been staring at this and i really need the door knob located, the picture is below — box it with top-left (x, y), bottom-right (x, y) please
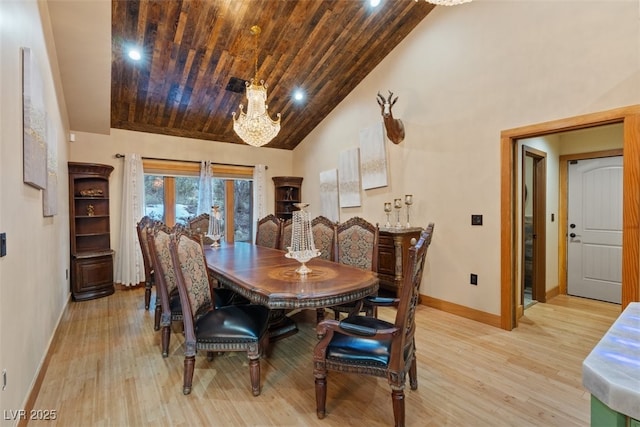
top-left (570, 223), bottom-right (576, 229)
top-left (570, 233), bottom-right (576, 238)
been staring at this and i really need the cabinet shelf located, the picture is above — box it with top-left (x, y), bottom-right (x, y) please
top-left (273, 176), bottom-right (303, 221)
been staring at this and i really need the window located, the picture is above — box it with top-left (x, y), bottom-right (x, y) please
top-left (143, 159), bottom-right (254, 242)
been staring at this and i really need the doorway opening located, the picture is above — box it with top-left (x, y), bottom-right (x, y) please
top-left (500, 105), bottom-right (640, 330)
top-left (521, 146), bottom-right (547, 313)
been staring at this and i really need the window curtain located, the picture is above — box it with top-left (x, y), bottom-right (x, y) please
top-left (115, 153), bottom-right (145, 286)
top-left (253, 164), bottom-right (268, 242)
top-left (197, 160), bottom-right (213, 215)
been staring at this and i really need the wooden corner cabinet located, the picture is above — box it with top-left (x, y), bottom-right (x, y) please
top-left (377, 227), bottom-right (423, 296)
top-left (68, 162), bottom-right (115, 301)
top-left (273, 176), bottom-right (303, 220)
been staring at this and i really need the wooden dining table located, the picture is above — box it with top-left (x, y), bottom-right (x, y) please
top-left (204, 242), bottom-right (379, 339)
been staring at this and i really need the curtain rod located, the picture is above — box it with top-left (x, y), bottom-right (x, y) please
top-left (114, 153), bottom-right (267, 170)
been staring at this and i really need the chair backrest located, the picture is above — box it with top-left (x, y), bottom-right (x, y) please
top-left (280, 219), bottom-right (293, 251)
top-left (148, 221), bottom-right (178, 319)
top-left (169, 229), bottom-right (214, 345)
top-left (136, 216), bottom-right (154, 279)
top-left (390, 223), bottom-right (434, 370)
top-left (334, 216), bottom-right (379, 271)
top-left (311, 216), bottom-right (337, 261)
top-left (256, 214), bottom-right (282, 249)
top-left (187, 213), bottom-right (209, 235)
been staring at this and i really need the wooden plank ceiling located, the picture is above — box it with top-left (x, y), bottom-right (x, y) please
top-left (111, 0), bottom-right (435, 150)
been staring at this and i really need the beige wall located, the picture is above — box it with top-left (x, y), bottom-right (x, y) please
top-left (69, 129), bottom-right (294, 254)
top-left (293, 1), bottom-right (639, 316)
top-left (0, 1), bottom-right (71, 423)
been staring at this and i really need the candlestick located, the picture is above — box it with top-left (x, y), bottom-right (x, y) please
top-left (384, 202), bottom-right (392, 228)
top-left (405, 194), bottom-right (413, 228)
top-left (394, 198), bottom-right (402, 228)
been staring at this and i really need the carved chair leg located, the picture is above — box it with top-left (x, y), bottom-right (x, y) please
top-left (249, 357), bottom-right (261, 396)
top-left (391, 388), bottom-right (405, 427)
top-left (206, 351), bottom-right (214, 361)
top-left (154, 303), bottom-right (161, 331)
top-left (409, 354), bottom-right (418, 390)
top-left (183, 355), bottom-right (195, 395)
top-left (315, 375), bottom-right (327, 419)
top-left (316, 308), bottom-right (325, 324)
top-left (144, 281), bottom-right (152, 310)
top-left (161, 326), bottom-right (171, 358)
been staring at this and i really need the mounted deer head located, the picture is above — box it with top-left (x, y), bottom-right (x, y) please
top-left (377, 91), bottom-right (405, 144)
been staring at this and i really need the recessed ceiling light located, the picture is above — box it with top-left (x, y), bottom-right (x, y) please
top-left (128, 48), bottom-right (142, 61)
top-left (293, 89), bottom-right (305, 102)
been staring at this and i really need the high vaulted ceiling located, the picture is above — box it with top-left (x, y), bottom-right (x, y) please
top-left (50, 1), bottom-right (435, 150)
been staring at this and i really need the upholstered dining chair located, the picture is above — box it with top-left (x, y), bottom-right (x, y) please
top-left (311, 216), bottom-right (337, 323)
top-left (136, 216), bottom-right (156, 317)
top-left (314, 223), bottom-right (435, 427)
top-left (187, 212), bottom-right (213, 245)
top-left (279, 218), bottom-right (293, 251)
top-left (256, 214), bottom-right (282, 249)
top-left (311, 216), bottom-right (337, 261)
top-left (169, 228), bottom-right (270, 396)
top-left (149, 223), bottom-right (249, 358)
top-left (328, 216), bottom-right (379, 320)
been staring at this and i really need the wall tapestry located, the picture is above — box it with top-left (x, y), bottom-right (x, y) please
top-left (319, 169), bottom-right (339, 222)
top-left (43, 119), bottom-right (58, 216)
top-left (22, 47), bottom-right (47, 190)
top-left (338, 147), bottom-right (361, 208)
top-left (359, 121), bottom-right (388, 190)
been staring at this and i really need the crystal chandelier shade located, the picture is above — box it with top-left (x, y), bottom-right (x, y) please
top-left (232, 25), bottom-right (281, 148)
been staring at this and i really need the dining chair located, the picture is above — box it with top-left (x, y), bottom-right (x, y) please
top-left (313, 223), bottom-right (435, 427)
top-left (311, 216), bottom-right (337, 261)
top-left (187, 212), bottom-right (213, 245)
top-left (149, 223), bottom-right (249, 358)
top-left (328, 216), bottom-right (379, 320)
top-left (256, 214), bottom-right (282, 249)
top-left (311, 216), bottom-right (338, 323)
top-left (169, 229), bottom-right (270, 396)
top-left (280, 218), bottom-right (293, 251)
top-left (136, 216), bottom-right (156, 317)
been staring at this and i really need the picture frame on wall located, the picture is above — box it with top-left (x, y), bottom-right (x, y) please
top-left (338, 147), bottom-right (361, 208)
top-left (22, 47), bottom-right (47, 190)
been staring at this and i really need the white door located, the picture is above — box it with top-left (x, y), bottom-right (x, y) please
top-left (567, 156), bottom-right (622, 304)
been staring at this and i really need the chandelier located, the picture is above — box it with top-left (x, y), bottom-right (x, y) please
top-left (232, 25), bottom-right (281, 147)
top-left (417, 0), bottom-right (472, 5)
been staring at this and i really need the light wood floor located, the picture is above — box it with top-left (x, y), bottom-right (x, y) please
top-left (27, 288), bottom-right (620, 426)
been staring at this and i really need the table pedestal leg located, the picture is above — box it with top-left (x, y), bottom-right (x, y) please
top-left (267, 309), bottom-right (298, 341)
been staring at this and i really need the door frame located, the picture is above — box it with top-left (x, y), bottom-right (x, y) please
top-left (500, 105), bottom-right (640, 330)
top-left (521, 146), bottom-right (547, 305)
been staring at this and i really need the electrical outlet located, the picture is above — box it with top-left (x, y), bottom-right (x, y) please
top-left (470, 274), bottom-right (478, 285)
top-left (471, 215), bottom-right (483, 226)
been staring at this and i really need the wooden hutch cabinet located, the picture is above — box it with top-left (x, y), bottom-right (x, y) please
top-left (68, 162), bottom-right (115, 301)
top-left (273, 176), bottom-right (303, 220)
top-left (377, 227), bottom-right (423, 296)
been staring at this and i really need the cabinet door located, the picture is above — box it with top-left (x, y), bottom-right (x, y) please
top-left (72, 255), bottom-right (114, 301)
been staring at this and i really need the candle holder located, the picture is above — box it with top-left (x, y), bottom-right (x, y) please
top-left (384, 202), bottom-right (392, 228)
top-left (405, 194), bottom-right (413, 228)
top-left (207, 205), bottom-right (222, 247)
top-left (394, 198), bottom-right (402, 228)
top-left (284, 203), bottom-right (320, 274)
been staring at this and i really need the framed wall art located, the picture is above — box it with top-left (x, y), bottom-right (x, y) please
top-left (338, 147), bottom-right (361, 208)
top-left (319, 169), bottom-right (339, 222)
top-left (22, 47), bottom-right (47, 190)
top-left (359, 121), bottom-right (388, 190)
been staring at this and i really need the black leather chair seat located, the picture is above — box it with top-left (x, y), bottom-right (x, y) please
top-left (195, 305), bottom-right (270, 343)
top-left (326, 316), bottom-right (393, 366)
